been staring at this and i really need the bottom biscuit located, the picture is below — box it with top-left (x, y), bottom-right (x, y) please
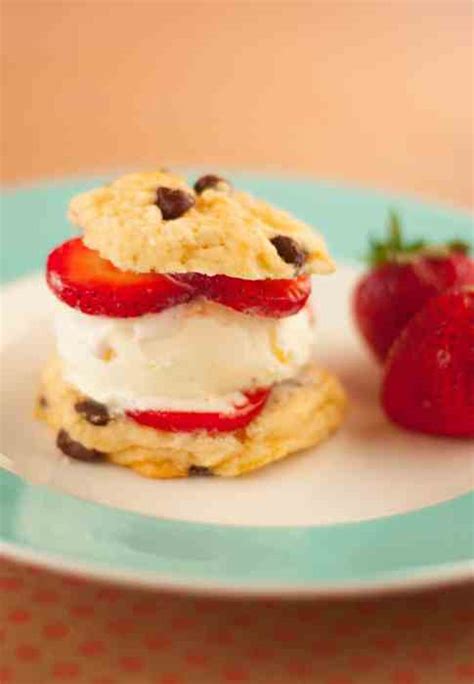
top-left (37, 357), bottom-right (346, 478)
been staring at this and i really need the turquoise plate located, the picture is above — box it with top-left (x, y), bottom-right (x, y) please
top-left (1, 172), bottom-right (473, 597)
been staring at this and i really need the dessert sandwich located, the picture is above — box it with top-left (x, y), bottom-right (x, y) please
top-left (37, 170), bottom-right (346, 478)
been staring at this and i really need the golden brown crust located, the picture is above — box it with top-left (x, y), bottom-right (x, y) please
top-left (68, 171), bottom-right (334, 279)
top-left (37, 357), bottom-right (346, 478)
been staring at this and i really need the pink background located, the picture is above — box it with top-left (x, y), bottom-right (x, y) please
top-left (1, 2), bottom-right (473, 208)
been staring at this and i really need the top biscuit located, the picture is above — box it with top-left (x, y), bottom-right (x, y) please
top-left (68, 171), bottom-right (334, 280)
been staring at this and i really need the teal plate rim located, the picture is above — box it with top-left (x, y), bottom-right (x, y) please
top-left (1, 172), bottom-right (473, 596)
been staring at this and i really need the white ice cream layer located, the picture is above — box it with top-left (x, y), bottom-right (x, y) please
top-left (54, 299), bottom-right (314, 414)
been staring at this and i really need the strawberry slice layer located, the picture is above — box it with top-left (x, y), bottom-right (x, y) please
top-left (174, 273), bottom-right (311, 318)
top-left (47, 238), bottom-right (194, 317)
top-left (47, 238), bottom-right (311, 318)
top-left (126, 388), bottom-right (270, 433)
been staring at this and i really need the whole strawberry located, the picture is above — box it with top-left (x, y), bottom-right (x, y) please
top-left (382, 287), bottom-right (474, 437)
top-left (353, 212), bottom-right (474, 361)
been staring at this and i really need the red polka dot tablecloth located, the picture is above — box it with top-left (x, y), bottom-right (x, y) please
top-left (0, 559), bottom-right (473, 684)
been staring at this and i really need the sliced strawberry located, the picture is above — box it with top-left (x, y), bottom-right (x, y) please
top-left (382, 287), bottom-right (474, 437)
top-left (47, 238), bottom-right (194, 317)
top-left (208, 274), bottom-right (311, 318)
top-left (175, 273), bottom-right (311, 318)
top-left (126, 387), bottom-right (270, 433)
top-left (47, 239), bottom-right (311, 319)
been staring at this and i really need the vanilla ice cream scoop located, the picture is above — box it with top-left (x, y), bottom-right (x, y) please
top-left (54, 298), bottom-right (314, 414)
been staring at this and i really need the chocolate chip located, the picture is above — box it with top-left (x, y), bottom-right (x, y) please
top-left (188, 465), bottom-right (214, 477)
top-left (56, 429), bottom-right (105, 462)
top-left (270, 235), bottom-right (307, 269)
top-left (193, 174), bottom-right (231, 194)
top-left (283, 378), bottom-right (304, 388)
top-left (155, 186), bottom-right (195, 220)
top-left (38, 395), bottom-right (48, 409)
top-left (74, 399), bottom-right (111, 426)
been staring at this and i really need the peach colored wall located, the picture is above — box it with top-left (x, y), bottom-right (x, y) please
top-left (1, 1), bottom-right (473, 208)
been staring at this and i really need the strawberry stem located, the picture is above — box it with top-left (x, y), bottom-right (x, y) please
top-left (368, 211), bottom-right (471, 267)
top-left (388, 210), bottom-right (402, 251)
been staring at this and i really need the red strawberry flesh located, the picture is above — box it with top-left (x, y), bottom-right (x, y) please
top-left (175, 273), bottom-right (311, 318)
top-left (47, 238), bottom-right (194, 317)
top-left (353, 212), bottom-right (473, 361)
top-left (47, 238), bottom-right (311, 319)
top-left (382, 287), bottom-right (474, 437)
top-left (126, 387), bottom-right (270, 433)
top-left (354, 253), bottom-right (474, 361)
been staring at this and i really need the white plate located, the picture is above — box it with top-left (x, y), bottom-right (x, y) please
top-left (1, 174), bottom-right (473, 596)
top-left (2, 267), bottom-right (473, 528)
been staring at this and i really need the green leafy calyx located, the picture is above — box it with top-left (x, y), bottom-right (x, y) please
top-left (368, 210), bottom-right (471, 267)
